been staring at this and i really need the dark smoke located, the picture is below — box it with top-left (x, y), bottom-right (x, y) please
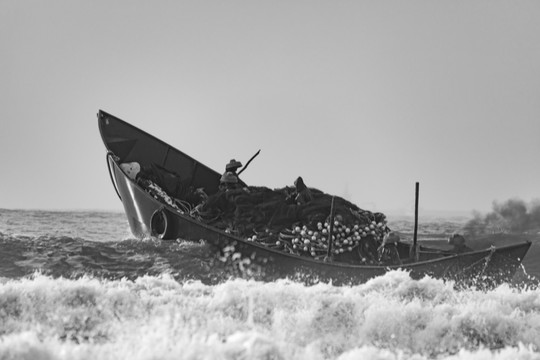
top-left (463, 198), bottom-right (540, 236)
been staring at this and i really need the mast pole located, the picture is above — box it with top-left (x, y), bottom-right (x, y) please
top-left (412, 182), bottom-right (419, 261)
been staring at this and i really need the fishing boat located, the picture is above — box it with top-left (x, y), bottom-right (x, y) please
top-left (98, 110), bottom-right (531, 286)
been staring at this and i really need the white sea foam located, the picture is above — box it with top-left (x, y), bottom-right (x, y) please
top-left (1, 271), bottom-right (540, 360)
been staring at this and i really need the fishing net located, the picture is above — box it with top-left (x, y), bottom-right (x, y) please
top-left (194, 186), bottom-right (390, 263)
top-left (133, 162), bottom-right (392, 264)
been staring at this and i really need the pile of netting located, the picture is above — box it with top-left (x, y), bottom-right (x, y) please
top-left (129, 162), bottom-right (391, 263)
top-left (193, 186), bottom-right (390, 263)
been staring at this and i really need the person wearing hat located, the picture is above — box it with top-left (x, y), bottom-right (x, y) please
top-left (220, 159), bottom-right (243, 188)
top-left (293, 176), bottom-right (313, 205)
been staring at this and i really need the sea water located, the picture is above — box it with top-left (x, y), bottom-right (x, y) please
top-left (1, 209), bottom-right (540, 360)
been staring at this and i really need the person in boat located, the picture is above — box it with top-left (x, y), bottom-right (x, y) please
top-left (293, 176), bottom-right (313, 205)
top-left (377, 231), bottom-right (402, 265)
top-left (225, 159), bottom-right (242, 177)
top-left (218, 159), bottom-right (243, 191)
top-left (448, 233), bottom-right (473, 253)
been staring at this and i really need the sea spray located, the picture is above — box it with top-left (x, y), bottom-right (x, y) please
top-left (1, 271), bottom-right (540, 360)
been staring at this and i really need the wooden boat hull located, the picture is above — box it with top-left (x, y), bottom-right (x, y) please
top-left (99, 110), bottom-right (531, 286)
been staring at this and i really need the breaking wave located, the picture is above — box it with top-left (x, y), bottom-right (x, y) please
top-left (2, 209), bottom-right (540, 359)
top-left (1, 272), bottom-right (540, 360)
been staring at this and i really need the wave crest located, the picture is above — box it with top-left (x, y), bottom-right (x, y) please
top-left (1, 273), bottom-right (540, 359)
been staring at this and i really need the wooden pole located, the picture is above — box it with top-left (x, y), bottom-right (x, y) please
top-left (412, 182), bottom-right (419, 261)
top-left (325, 196), bottom-right (336, 261)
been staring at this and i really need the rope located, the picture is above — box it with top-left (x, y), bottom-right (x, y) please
top-left (106, 152), bottom-right (122, 201)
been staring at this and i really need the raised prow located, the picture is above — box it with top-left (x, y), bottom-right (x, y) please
top-left (98, 110), bottom-right (222, 196)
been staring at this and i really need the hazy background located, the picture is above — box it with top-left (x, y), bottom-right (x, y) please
top-left (1, 1), bottom-right (539, 216)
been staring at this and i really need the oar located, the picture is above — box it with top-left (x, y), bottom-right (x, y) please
top-left (237, 149), bottom-right (261, 176)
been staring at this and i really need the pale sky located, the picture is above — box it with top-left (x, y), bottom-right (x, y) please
top-left (1, 1), bottom-right (539, 215)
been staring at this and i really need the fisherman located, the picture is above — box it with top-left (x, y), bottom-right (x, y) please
top-left (293, 176), bottom-right (313, 205)
top-left (225, 159), bottom-right (242, 176)
top-left (217, 159), bottom-right (243, 191)
top-left (377, 231), bottom-right (402, 265)
top-left (448, 233), bottom-right (473, 253)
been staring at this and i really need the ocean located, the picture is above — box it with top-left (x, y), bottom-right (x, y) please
top-left (1, 209), bottom-right (540, 360)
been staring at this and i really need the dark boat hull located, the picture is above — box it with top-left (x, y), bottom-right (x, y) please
top-left (99, 110), bottom-right (531, 286)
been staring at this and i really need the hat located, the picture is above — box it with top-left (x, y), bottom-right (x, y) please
top-left (226, 159), bottom-right (242, 172)
top-left (220, 171), bottom-right (239, 184)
